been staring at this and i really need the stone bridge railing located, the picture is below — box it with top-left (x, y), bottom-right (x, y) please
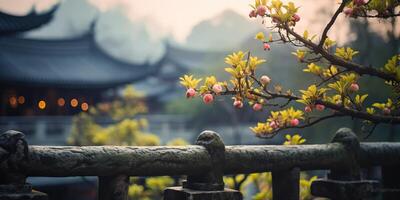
top-left (0, 128), bottom-right (400, 200)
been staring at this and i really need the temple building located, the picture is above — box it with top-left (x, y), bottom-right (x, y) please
top-left (0, 6), bottom-right (227, 117)
top-left (0, 5), bottom-right (239, 146)
top-left (0, 5), bottom-right (261, 199)
top-left (0, 7), bottom-right (164, 116)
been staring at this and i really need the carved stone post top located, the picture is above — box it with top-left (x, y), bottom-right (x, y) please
top-left (0, 131), bottom-right (45, 198)
top-left (196, 131), bottom-right (224, 147)
top-left (184, 130), bottom-right (226, 191)
top-left (331, 127), bottom-right (360, 150)
top-left (329, 128), bottom-right (361, 180)
top-left (0, 130), bottom-right (28, 155)
top-left (311, 128), bottom-right (375, 199)
top-left (195, 130), bottom-right (225, 161)
top-left (0, 130), bottom-right (29, 170)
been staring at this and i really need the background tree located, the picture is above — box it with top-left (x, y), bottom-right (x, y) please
top-left (180, 0), bottom-right (400, 139)
top-left (69, 86), bottom-right (187, 200)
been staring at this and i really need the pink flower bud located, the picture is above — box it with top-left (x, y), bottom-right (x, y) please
top-left (253, 103), bottom-right (262, 111)
top-left (382, 10), bottom-right (390, 17)
top-left (316, 104), bottom-right (325, 111)
top-left (233, 100), bottom-right (243, 109)
top-left (290, 118), bottom-right (299, 126)
top-left (292, 14), bottom-right (300, 22)
top-left (249, 10), bottom-right (257, 18)
top-left (186, 88), bottom-right (196, 98)
top-left (256, 5), bottom-right (267, 16)
top-left (383, 108), bottom-right (391, 115)
top-left (270, 121), bottom-right (279, 129)
top-left (353, 0), bottom-right (368, 6)
top-left (343, 7), bottom-right (353, 16)
top-left (212, 84), bottom-right (223, 94)
top-left (349, 83), bottom-right (359, 92)
top-left (203, 94), bottom-right (214, 104)
top-left (260, 75), bottom-right (271, 85)
top-left (246, 93), bottom-right (255, 99)
top-left (305, 106), bottom-right (312, 113)
top-left (272, 17), bottom-right (280, 23)
top-left (263, 43), bottom-right (271, 51)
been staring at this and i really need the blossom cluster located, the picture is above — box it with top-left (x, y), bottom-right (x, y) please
top-left (179, 0), bottom-right (400, 138)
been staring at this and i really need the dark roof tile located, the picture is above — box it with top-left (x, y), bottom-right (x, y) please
top-left (0, 34), bottom-right (161, 89)
top-left (0, 6), bottom-right (57, 35)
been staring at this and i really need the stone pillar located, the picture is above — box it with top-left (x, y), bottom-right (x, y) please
top-left (311, 128), bottom-right (379, 200)
top-left (272, 167), bottom-right (300, 200)
top-left (382, 166), bottom-right (400, 200)
top-left (98, 175), bottom-right (129, 200)
top-left (164, 130), bottom-right (242, 200)
top-left (0, 130), bottom-right (48, 199)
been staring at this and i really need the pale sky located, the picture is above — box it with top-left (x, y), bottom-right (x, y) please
top-left (87, 0), bottom-right (348, 42)
top-left (0, 0), bottom-right (396, 43)
top-left (0, 0), bottom-right (343, 42)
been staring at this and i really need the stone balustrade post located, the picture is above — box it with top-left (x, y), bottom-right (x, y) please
top-left (164, 130), bottom-right (242, 200)
top-left (0, 130), bottom-right (48, 200)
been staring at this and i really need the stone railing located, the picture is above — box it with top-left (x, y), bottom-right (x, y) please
top-left (0, 128), bottom-right (399, 200)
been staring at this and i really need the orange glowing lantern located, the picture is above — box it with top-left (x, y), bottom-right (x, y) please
top-left (70, 98), bottom-right (78, 107)
top-left (38, 100), bottom-right (46, 110)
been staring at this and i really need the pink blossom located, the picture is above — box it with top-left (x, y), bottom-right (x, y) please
top-left (383, 108), bottom-right (391, 115)
top-left (263, 43), bottom-right (271, 51)
top-left (186, 88), bottom-right (196, 98)
top-left (270, 121), bottom-right (279, 129)
top-left (233, 100), bottom-right (243, 109)
top-left (253, 103), bottom-right (262, 111)
top-left (249, 10), bottom-right (257, 18)
top-left (305, 106), bottom-right (312, 113)
top-left (203, 94), bottom-right (214, 104)
top-left (272, 17), bottom-right (280, 23)
top-left (260, 75), bottom-right (271, 85)
top-left (353, 0), bottom-right (368, 6)
top-left (316, 104), bottom-right (325, 111)
top-left (290, 118), bottom-right (299, 126)
top-left (343, 7), bottom-right (354, 16)
top-left (212, 84), bottom-right (223, 94)
top-left (292, 14), bottom-right (300, 22)
top-left (349, 83), bottom-right (359, 92)
top-left (256, 5), bottom-right (267, 16)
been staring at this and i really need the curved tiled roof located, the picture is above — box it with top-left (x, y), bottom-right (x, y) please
top-left (0, 7), bottom-right (57, 35)
top-left (0, 34), bottom-right (163, 89)
top-left (164, 43), bottom-right (229, 70)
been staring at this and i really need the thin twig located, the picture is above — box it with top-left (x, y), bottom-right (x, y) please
top-left (319, 0), bottom-right (348, 48)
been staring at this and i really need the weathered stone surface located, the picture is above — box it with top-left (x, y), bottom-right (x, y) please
top-left (0, 191), bottom-right (48, 200)
top-left (0, 184), bottom-right (48, 200)
top-left (311, 128), bottom-right (380, 200)
top-left (359, 143), bottom-right (400, 166)
top-left (0, 142), bottom-right (397, 177)
top-left (164, 187), bottom-right (242, 200)
top-left (23, 145), bottom-right (211, 177)
top-left (329, 128), bottom-right (360, 180)
top-left (98, 175), bottom-right (129, 200)
top-left (184, 131), bottom-right (225, 191)
top-left (272, 168), bottom-right (300, 200)
top-left (382, 166), bottom-right (400, 200)
top-left (311, 179), bottom-right (379, 200)
top-left (0, 131), bottom-right (48, 200)
top-left (0, 130), bottom-right (29, 184)
top-left (0, 184), bottom-right (32, 193)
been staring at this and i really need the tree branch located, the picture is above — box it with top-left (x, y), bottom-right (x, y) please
top-left (319, 0), bottom-right (348, 48)
top-left (360, 13), bottom-right (400, 18)
top-left (282, 25), bottom-right (397, 82)
top-left (257, 113), bottom-right (344, 139)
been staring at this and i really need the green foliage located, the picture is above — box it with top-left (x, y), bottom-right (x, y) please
top-left (69, 86), bottom-right (186, 200)
top-left (224, 134), bottom-right (315, 200)
top-left (179, 0), bottom-right (400, 139)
